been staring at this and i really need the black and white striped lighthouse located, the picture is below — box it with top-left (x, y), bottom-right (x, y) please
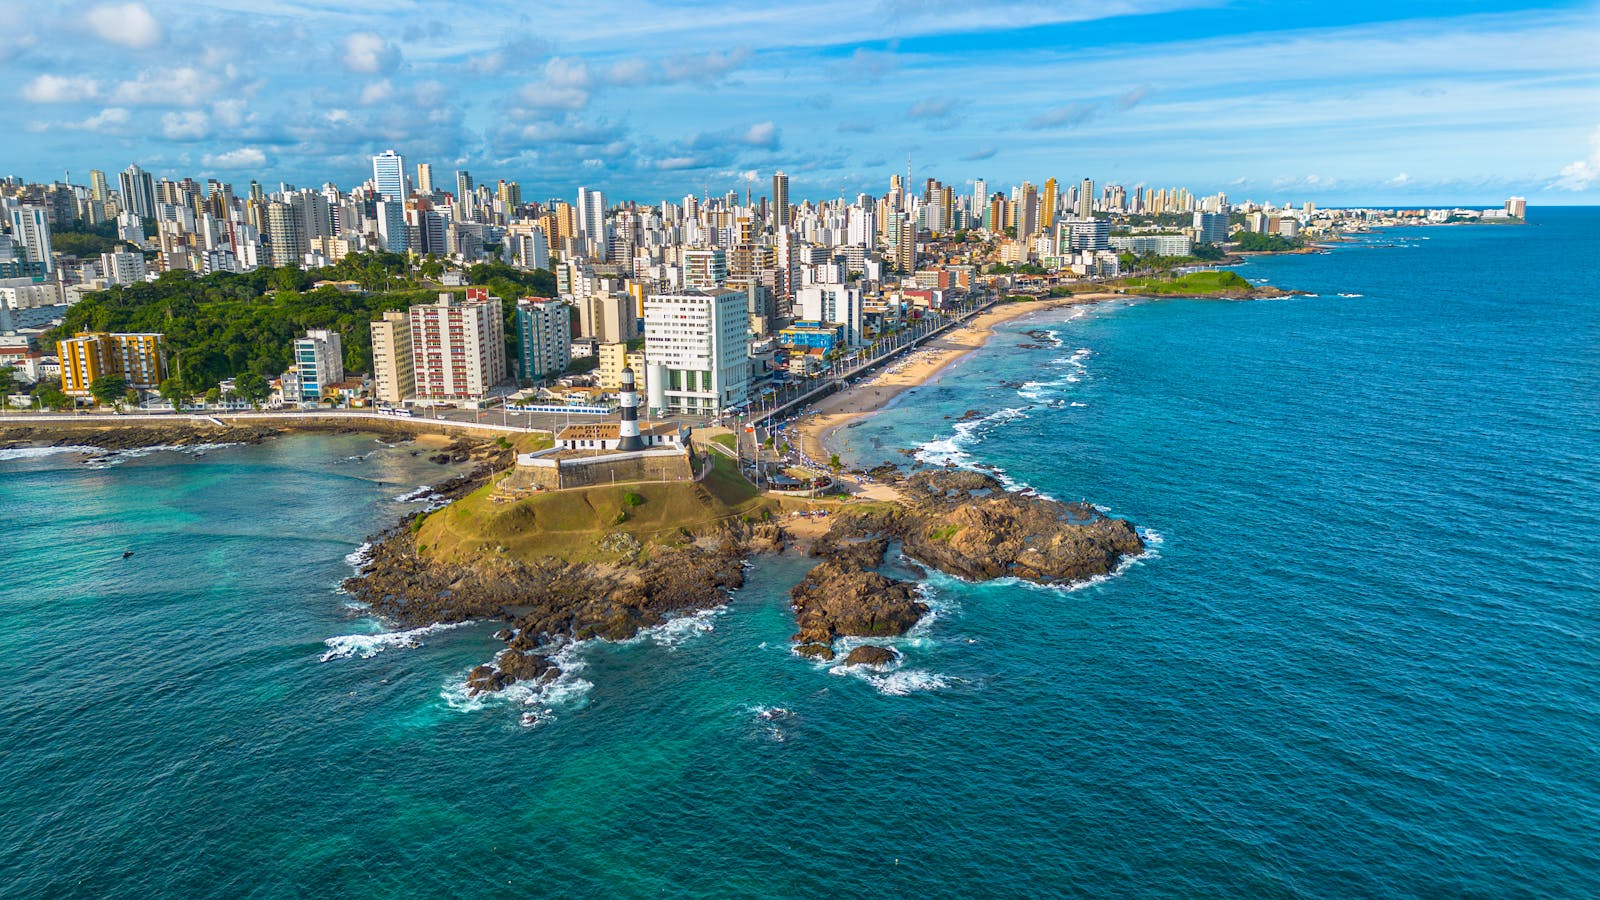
top-left (617, 367), bottom-right (645, 451)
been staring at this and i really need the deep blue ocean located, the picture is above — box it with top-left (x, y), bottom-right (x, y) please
top-left (3, 209), bottom-right (1598, 897)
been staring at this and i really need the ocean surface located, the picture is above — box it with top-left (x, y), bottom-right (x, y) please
top-left (3, 209), bottom-right (1598, 897)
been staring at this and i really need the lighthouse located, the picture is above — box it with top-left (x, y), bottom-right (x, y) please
top-left (617, 367), bottom-right (646, 451)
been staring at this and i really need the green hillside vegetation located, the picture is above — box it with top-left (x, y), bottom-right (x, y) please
top-left (1120, 270), bottom-right (1254, 295)
top-left (44, 253), bottom-right (556, 393)
top-left (417, 454), bottom-right (766, 564)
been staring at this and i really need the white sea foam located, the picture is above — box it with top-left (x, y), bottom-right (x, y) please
top-left (866, 669), bottom-right (950, 696)
top-left (441, 639), bottom-right (594, 726)
top-left (0, 445), bottom-right (99, 461)
top-left (344, 542), bottom-right (374, 570)
top-left (81, 443), bottom-right (240, 468)
top-left (617, 604), bottom-right (725, 650)
top-left (320, 621), bottom-right (472, 662)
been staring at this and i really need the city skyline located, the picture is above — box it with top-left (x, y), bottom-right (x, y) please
top-left (3, 1), bottom-right (1600, 204)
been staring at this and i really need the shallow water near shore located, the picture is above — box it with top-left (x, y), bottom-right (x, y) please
top-left (4, 209), bottom-right (1600, 895)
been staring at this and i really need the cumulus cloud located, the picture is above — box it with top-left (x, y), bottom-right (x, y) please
top-left (202, 147), bottom-right (267, 169)
top-left (1028, 102), bottom-right (1097, 128)
top-left (211, 98), bottom-right (248, 128)
top-left (22, 75), bottom-right (99, 103)
top-left (161, 109), bottom-right (209, 140)
top-left (360, 80), bottom-right (396, 105)
top-left (344, 32), bottom-right (400, 74)
top-left (85, 2), bottom-right (161, 49)
top-left (1550, 125), bottom-right (1600, 190)
top-left (741, 121), bottom-right (779, 149)
top-left (1385, 172), bottom-right (1413, 187)
top-left (660, 47), bottom-right (751, 84)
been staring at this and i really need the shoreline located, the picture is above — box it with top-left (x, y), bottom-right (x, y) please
top-left (795, 294), bottom-right (1118, 466)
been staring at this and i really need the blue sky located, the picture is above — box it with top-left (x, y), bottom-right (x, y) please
top-left (5, 0), bottom-right (1600, 204)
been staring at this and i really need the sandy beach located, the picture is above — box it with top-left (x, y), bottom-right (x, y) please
top-left (793, 293), bottom-right (1116, 468)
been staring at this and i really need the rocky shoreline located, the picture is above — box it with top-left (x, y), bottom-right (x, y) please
top-left (0, 421), bottom-right (291, 451)
top-left (340, 460), bottom-right (1144, 696)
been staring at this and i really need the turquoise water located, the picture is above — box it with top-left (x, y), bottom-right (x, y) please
top-left (4, 210), bottom-right (1599, 896)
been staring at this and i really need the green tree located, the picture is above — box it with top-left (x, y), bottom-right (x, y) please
top-left (37, 385), bottom-right (73, 411)
top-left (0, 365), bottom-right (16, 410)
top-left (204, 387), bottom-right (222, 405)
top-left (235, 373), bottom-right (269, 408)
top-left (828, 453), bottom-right (842, 473)
top-left (158, 377), bottom-right (188, 410)
top-left (90, 375), bottom-right (131, 409)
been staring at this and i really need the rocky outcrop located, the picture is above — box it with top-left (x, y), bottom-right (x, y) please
top-left (0, 422), bottom-right (285, 451)
top-left (466, 649), bottom-right (560, 696)
top-left (789, 559), bottom-right (927, 647)
top-left (843, 645), bottom-right (897, 667)
top-left (887, 469), bottom-right (1143, 586)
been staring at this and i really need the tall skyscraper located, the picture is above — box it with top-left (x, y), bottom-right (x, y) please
top-left (89, 170), bottom-right (110, 204)
top-left (8, 206), bottom-right (53, 273)
top-left (119, 164), bottom-right (156, 220)
top-left (972, 179), bottom-right (987, 218)
top-left (289, 329), bottom-right (345, 403)
top-left (1041, 178), bottom-right (1059, 230)
top-left (772, 171), bottom-right (790, 229)
top-left (577, 187), bottom-right (606, 256)
top-left (1077, 177), bottom-right (1094, 219)
top-left (265, 201), bottom-right (306, 267)
top-left (415, 163), bottom-right (433, 195)
top-left (371, 150), bottom-right (407, 202)
top-left (1018, 182), bottom-right (1039, 238)
top-left (455, 170), bottom-right (474, 218)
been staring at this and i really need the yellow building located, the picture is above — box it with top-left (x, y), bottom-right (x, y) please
top-left (57, 332), bottom-right (168, 398)
top-left (597, 341), bottom-right (646, 392)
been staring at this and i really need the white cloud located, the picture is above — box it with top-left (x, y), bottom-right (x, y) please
top-left (210, 99), bottom-right (248, 128)
top-left (1385, 172), bottom-right (1413, 187)
top-left (344, 32), bottom-right (400, 74)
top-left (202, 147), bottom-right (267, 169)
top-left (110, 67), bottom-right (216, 105)
top-left (58, 107), bottom-right (131, 133)
top-left (162, 110), bottom-right (209, 139)
top-left (1550, 125), bottom-right (1600, 191)
top-left (741, 121), bottom-right (779, 148)
top-left (85, 2), bottom-right (162, 49)
top-left (21, 74), bottom-right (99, 103)
top-left (360, 80), bottom-right (395, 105)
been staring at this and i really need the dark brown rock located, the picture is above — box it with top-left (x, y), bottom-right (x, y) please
top-left (843, 645), bottom-right (897, 667)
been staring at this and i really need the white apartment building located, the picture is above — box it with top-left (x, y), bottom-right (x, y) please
top-left (644, 289), bottom-right (750, 417)
top-left (99, 249), bottom-right (147, 286)
top-left (796, 282), bottom-right (864, 346)
top-left (681, 248), bottom-right (727, 290)
top-left (409, 290), bottom-right (506, 400)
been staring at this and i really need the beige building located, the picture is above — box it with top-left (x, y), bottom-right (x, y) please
top-left (409, 290), bottom-right (507, 400)
top-left (370, 310), bottom-right (413, 404)
top-left (597, 341), bottom-right (645, 392)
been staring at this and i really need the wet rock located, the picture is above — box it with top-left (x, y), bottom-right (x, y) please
top-left (843, 645), bottom-right (897, 667)
top-left (789, 560), bottom-right (927, 647)
top-left (794, 643), bottom-right (836, 661)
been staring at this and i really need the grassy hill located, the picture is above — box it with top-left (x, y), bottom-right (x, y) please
top-left (415, 454), bottom-right (767, 564)
top-left (1118, 270), bottom-right (1254, 296)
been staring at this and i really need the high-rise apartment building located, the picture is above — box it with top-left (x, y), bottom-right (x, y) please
top-left (89, 170), bottom-right (110, 203)
top-left (372, 150), bottom-right (407, 202)
top-left (370, 310), bottom-right (413, 404)
top-left (415, 163), bottom-right (433, 195)
top-left (455, 170), bottom-right (474, 219)
top-left (643, 289), bottom-right (751, 416)
top-left (100, 249), bottom-right (146, 286)
top-left (119, 164), bottom-right (157, 220)
top-left (514, 298), bottom-right (571, 381)
top-left (265, 201), bottom-right (306, 267)
top-left (1041, 178), bottom-right (1059, 230)
top-left (409, 290), bottom-right (506, 399)
top-left (577, 187), bottom-right (606, 259)
top-left (1193, 211), bottom-right (1229, 245)
top-left (1077, 178), bottom-right (1095, 219)
top-left (57, 332), bottom-right (167, 397)
top-left (288, 329), bottom-right (345, 402)
top-left (796, 282), bottom-right (864, 346)
top-left (772, 171), bottom-right (790, 229)
top-left (683, 248), bottom-right (727, 289)
top-left (8, 206), bottom-right (52, 272)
